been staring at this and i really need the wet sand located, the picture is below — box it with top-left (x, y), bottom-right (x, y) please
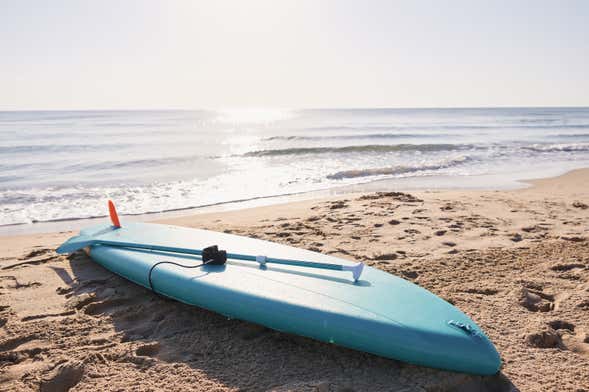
top-left (1, 169), bottom-right (588, 391)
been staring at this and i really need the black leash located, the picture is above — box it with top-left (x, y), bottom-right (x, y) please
top-left (147, 245), bottom-right (227, 294)
top-left (148, 259), bottom-right (210, 294)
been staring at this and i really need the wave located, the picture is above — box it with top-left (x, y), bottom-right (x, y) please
top-left (522, 143), bottom-right (589, 153)
top-left (0, 183), bottom-right (315, 226)
top-left (0, 143), bottom-right (131, 154)
top-left (514, 124), bottom-right (589, 129)
top-left (262, 133), bottom-right (454, 141)
top-left (243, 144), bottom-right (465, 157)
top-left (292, 123), bottom-right (589, 132)
top-left (548, 133), bottom-right (589, 139)
top-left (59, 153), bottom-right (215, 172)
top-left (303, 124), bottom-right (508, 131)
top-left (326, 156), bottom-right (471, 180)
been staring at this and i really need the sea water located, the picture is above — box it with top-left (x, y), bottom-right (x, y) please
top-left (1, 107), bottom-right (589, 227)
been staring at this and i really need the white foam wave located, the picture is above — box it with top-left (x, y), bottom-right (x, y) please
top-left (522, 143), bottom-right (589, 152)
top-left (326, 156), bottom-right (472, 180)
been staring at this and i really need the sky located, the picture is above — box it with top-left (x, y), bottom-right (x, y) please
top-left (1, 0), bottom-right (588, 110)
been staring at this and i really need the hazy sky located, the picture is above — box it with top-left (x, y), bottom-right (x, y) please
top-left (1, 0), bottom-right (588, 110)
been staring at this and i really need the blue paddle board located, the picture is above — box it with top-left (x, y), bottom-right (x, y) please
top-left (61, 222), bottom-right (500, 375)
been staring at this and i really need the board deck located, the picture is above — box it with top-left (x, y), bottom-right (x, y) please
top-left (69, 222), bottom-right (500, 375)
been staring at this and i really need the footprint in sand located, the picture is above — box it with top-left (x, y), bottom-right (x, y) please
top-left (526, 330), bottom-right (562, 348)
top-left (517, 287), bottom-right (555, 312)
top-left (329, 201), bottom-right (348, 210)
top-left (1, 275), bottom-right (39, 289)
top-left (447, 223), bottom-right (463, 231)
top-left (0, 334), bottom-right (39, 352)
top-left (461, 287), bottom-right (499, 295)
top-left (39, 361), bottom-right (84, 392)
top-left (539, 320), bottom-right (589, 356)
top-left (22, 248), bottom-right (52, 259)
top-left (548, 320), bottom-right (575, 331)
top-left (83, 297), bottom-right (129, 316)
top-left (400, 270), bottom-right (418, 279)
top-left (65, 293), bottom-right (97, 310)
top-left (521, 225), bottom-right (546, 233)
top-left (550, 263), bottom-right (586, 281)
top-left (135, 342), bottom-right (161, 357)
top-left (372, 253), bottom-right (398, 261)
top-left (55, 286), bottom-right (73, 296)
top-left (560, 236), bottom-right (586, 242)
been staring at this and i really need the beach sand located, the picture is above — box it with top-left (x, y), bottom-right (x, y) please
top-left (1, 169), bottom-right (588, 391)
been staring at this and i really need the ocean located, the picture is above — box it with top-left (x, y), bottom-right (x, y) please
top-left (2, 107), bottom-right (589, 228)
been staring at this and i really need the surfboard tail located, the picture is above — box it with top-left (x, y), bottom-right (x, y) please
top-left (56, 235), bottom-right (95, 254)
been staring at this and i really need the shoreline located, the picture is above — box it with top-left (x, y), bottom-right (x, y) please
top-left (2, 165), bottom-right (586, 237)
top-left (0, 169), bottom-right (588, 390)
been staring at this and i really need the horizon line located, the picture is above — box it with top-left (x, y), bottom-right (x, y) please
top-left (1, 105), bottom-right (589, 112)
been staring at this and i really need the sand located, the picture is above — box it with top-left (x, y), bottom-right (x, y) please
top-left (1, 169), bottom-right (588, 391)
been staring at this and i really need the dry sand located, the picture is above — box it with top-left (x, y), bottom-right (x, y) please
top-left (1, 169), bottom-right (588, 391)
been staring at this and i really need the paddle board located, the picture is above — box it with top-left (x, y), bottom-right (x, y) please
top-left (59, 219), bottom-right (500, 375)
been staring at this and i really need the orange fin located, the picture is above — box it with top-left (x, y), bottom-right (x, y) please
top-left (108, 200), bottom-right (121, 228)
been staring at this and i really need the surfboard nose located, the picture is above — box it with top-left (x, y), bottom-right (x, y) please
top-left (479, 340), bottom-right (502, 375)
top-left (464, 335), bottom-right (501, 375)
top-left (442, 320), bottom-right (501, 375)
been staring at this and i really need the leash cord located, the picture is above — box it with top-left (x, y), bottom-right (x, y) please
top-left (148, 259), bottom-right (213, 294)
